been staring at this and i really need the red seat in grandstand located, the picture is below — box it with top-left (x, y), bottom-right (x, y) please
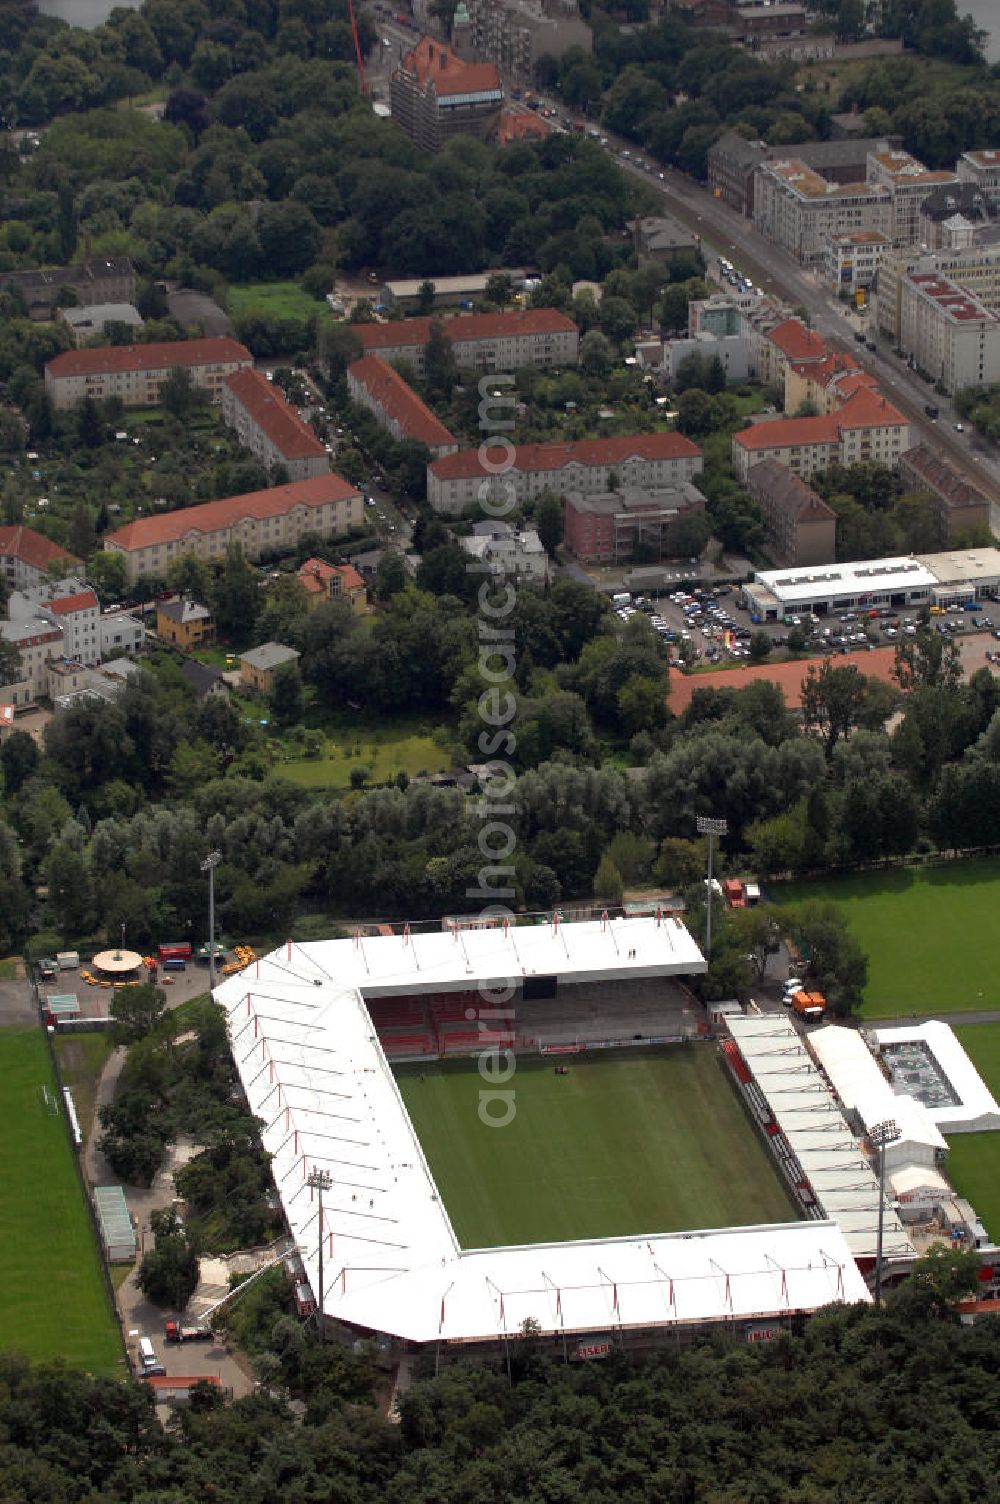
top-left (368, 997), bottom-right (426, 1028)
top-left (722, 1039), bottom-right (752, 1084)
top-left (379, 1032), bottom-right (433, 1056)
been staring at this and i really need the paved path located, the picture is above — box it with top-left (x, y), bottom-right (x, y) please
top-left (869, 1010), bottom-right (1000, 1029)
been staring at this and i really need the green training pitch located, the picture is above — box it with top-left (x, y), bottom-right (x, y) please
top-left (946, 1025), bottom-right (1000, 1243)
top-left (0, 1029), bottom-right (122, 1374)
top-left (777, 860), bottom-right (1000, 1018)
top-left (395, 1045), bottom-right (796, 1248)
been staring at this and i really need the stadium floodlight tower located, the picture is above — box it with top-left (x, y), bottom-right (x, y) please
top-left (695, 815), bottom-right (728, 962)
top-left (306, 1168), bottom-right (333, 1343)
top-left (200, 850), bottom-right (222, 990)
top-left (871, 1118), bottom-right (901, 1306)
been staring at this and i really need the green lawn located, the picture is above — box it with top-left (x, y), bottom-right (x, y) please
top-left (227, 281), bottom-right (332, 326)
top-left (53, 1032), bottom-right (114, 1148)
top-left (946, 1025), bottom-right (1000, 1243)
top-left (395, 1045), bottom-right (796, 1248)
top-left (776, 861), bottom-right (1000, 1018)
top-left (280, 732), bottom-right (450, 789)
top-left (0, 1029), bottom-right (122, 1373)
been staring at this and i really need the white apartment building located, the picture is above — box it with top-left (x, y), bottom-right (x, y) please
top-left (958, 148), bottom-right (1000, 210)
top-left (877, 243), bottom-right (1000, 342)
top-left (221, 369), bottom-right (330, 482)
top-left (899, 272), bottom-right (1000, 394)
top-left (356, 308), bottom-right (579, 377)
top-left (866, 149), bottom-right (959, 245)
top-left (753, 158), bottom-right (891, 265)
top-left (426, 432), bottom-right (703, 516)
top-left (460, 523), bottom-right (548, 583)
top-left (44, 337), bottom-right (253, 410)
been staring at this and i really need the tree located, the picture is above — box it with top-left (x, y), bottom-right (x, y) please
top-left (890, 1244), bottom-right (981, 1321)
top-left (87, 550), bottom-right (128, 602)
top-left (676, 388), bottom-right (712, 437)
top-left (268, 660), bottom-right (303, 727)
top-left (535, 492), bottom-right (564, 556)
top-left (893, 625), bottom-right (962, 692)
top-left (423, 319), bottom-right (458, 402)
top-left (579, 329), bottom-right (612, 376)
top-left (786, 899), bottom-right (868, 1017)
top-left (1, 730), bottom-right (38, 796)
top-left (69, 503), bottom-right (96, 561)
top-left (800, 660), bottom-right (880, 758)
top-left (211, 545), bottom-right (259, 644)
top-left (137, 1208), bottom-right (199, 1309)
top-left (160, 366), bottom-right (204, 422)
top-left (414, 280), bottom-right (436, 315)
top-left (748, 630), bottom-right (771, 663)
top-left (593, 852), bottom-right (624, 904)
top-left (76, 396), bottom-right (103, 449)
top-left (109, 983), bottom-right (167, 1047)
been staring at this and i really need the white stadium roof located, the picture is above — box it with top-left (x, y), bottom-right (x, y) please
top-left (728, 1016), bottom-right (914, 1262)
top-left (809, 1026), bottom-right (946, 1169)
top-left (214, 922), bottom-right (868, 1344)
top-left (875, 1021), bottom-right (1000, 1134)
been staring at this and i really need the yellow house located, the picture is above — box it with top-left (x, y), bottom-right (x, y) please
top-left (296, 557), bottom-right (369, 615)
top-left (155, 597), bottom-right (215, 650)
top-left (239, 641), bottom-right (301, 696)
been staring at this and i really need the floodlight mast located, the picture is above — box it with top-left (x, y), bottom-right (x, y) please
top-left (696, 815), bottom-right (728, 963)
top-left (871, 1118), bottom-right (901, 1306)
top-left (201, 850), bottom-right (222, 989)
top-left (306, 1168), bottom-right (333, 1343)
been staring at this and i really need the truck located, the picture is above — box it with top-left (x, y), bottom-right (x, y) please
top-left (790, 990), bottom-right (826, 1022)
top-left (164, 1320), bottom-right (214, 1344)
top-left (721, 879), bottom-right (746, 910)
top-left (56, 950), bottom-right (80, 970)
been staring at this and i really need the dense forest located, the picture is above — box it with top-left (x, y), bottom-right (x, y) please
top-left (1, 1275), bottom-right (998, 1504)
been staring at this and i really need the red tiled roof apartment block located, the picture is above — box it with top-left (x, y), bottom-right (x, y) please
top-left (732, 388), bottom-right (909, 483)
top-left (346, 357), bottom-right (458, 458)
top-left (390, 37), bottom-right (502, 152)
top-left (0, 525), bottom-right (80, 589)
top-left (104, 473), bottom-right (363, 585)
top-left (356, 308), bottom-right (579, 378)
top-left (221, 369), bottom-right (330, 481)
top-left (744, 460), bottom-right (836, 567)
top-left (427, 432), bottom-right (703, 516)
top-left (44, 337), bottom-right (252, 410)
top-left (898, 444), bottom-right (991, 544)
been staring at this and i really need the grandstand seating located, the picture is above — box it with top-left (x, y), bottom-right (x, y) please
top-left (379, 1032), bottom-right (435, 1057)
top-left (722, 1039), bottom-right (752, 1084)
top-left (367, 996), bottom-right (426, 1029)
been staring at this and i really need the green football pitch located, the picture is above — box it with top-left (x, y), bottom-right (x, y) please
top-left (946, 1025), bottom-right (1000, 1244)
top-left (0, 1029), bottom-right (122, 1373)
top-left (395, 1045), bottom-right (797, 1248)
top-left (777, 859), bottom-right (1000, 1018)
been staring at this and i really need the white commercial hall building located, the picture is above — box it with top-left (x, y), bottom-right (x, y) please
top-left (742, 546), bottom-right (1000, 621)
top-left (213, 920), bottom-right (868, 1349)
top-left (808, 1026), bottom-right (947, 1172)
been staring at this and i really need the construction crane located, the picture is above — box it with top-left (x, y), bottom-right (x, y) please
top-left (346, 0), bottom-right (368, 97)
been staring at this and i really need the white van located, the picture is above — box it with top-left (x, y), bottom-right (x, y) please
top-left (137, 1337), bottom-right (165, 1376)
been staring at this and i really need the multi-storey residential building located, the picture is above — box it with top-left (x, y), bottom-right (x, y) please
top-left (750, 316), bottom-right (829, 389)
top-left (427, 432), bottom-right (703, 516)
top-left (744, 460), bottom-right (837, 566)
top-left (731, 388), bottom-right (910, 483)
top-left (753, 158), bottom-right (891, 266)
top-left (708, 133), bottom-right (901, 218)
top-left (877, 244), bottom-right (1000, 342)
top-left (8, 577), bottom-right (144, 668)
top-left (784, 352), bottom-right (875, 416)
top-left (1, 256), bottom-right (134, 321)
top-left (355, 308), bottom-right (578, 376)
top-left (346, 356), bottom-right (458, 457)
top-left (824, 230), bottom-right (891, 296)
top-left (104, 473), bottom-right (364, 584)
top-left (45, 337), bottom-right (253, 410)
top-left (98, 605), bottom-right (146, 659)
top-left (240, 642), bottom-right (301, 696)
top-left (866, 149), bottom-right (958, 246)
top-left (221, 369), bottom-right (329, 481)
top-left (957, 148), bottom-right (1000, 210)
top-left (390, 37), bottom-right (502, 152)
top-left (897, 271), bottom-right (1000, 394)
top-left (297, 558), bottom-right (369, 614)
top-left (465, 0), bottom-right (591, 80)
top-left (0, 526), bottom-right (79, 591)
top-left (562, 483), bottom-right (707, 565)
top-left (898, 445), bottom-right (991, 545)
top-left (0, 612), bottom-right (66, 708)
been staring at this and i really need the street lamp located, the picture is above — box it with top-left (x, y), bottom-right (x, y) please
top-left (870, 1118), bottom-right (901, 1306)
top-left (200, 850), bottom-right (222, 990)
top-left (306, 1168), bottom-right (333, 1344)
top-left (696, 815), bottom-right (728, 963)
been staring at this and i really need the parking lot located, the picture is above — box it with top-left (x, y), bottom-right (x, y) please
top-left (615, 585), bottom-right (999, 670)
